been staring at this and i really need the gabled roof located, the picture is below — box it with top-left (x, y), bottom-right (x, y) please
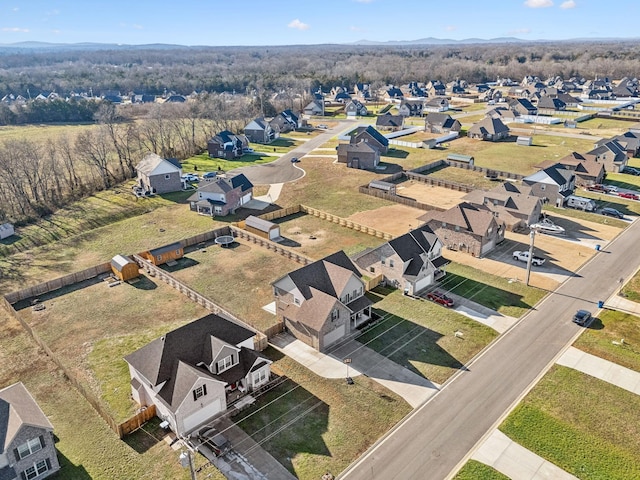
top-left (426, 202), bottom-right (500, 235)
top-left (337, 141), bottom-right (378, 156)
top-left (524, 165), bottom-right (574, 186)
top-left (537, 96), bottom-right (566, 110)
top-left (353, 125), bottom-right (389, 147)
top-left (425, 112), bottom-right (454, 126)
top-left (588, 139), bottom-right (627, 161)
top-left (136, 153), bottom-right (181, 176)
top-left (124, 314), bottom-right (257, 410)
top-left (196, 174), bottom-right (253, 195)
top-left (0, 382), bottom-right (53, 453)
top-left (245, 117), bottom-right (270, 131)
top-left (376, 114), bottom-right (404, 128)
top-left (468, 117), bottom-right (509, 136)
top-left (509, 98), bottom-right (536, 111)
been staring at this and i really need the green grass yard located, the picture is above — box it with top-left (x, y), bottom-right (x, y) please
top-left (500, 365), bottom-right (640, 480)
top-left (453, 461), bottom-right (510, 480)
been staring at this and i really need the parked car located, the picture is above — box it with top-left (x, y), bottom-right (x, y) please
top-left (585, 184), bottom-right (606, 192)
top-left (426, 291), bottom-right (454, 307)
top-left (197, 427), bottom-right (230, 457)
top-left (243, 147), bottom-right (255, 154)
top-left (572, 309), bottom-right (592, 327)
top-left (513, 251), bottom-right (545, 266)
top-left (602, 185), bottom-right (618, 193)
top-left (622, 166), bottom-right (640, 175)
top-left (601, 207), bottom-right (624, 219)
top-left (202, 172), bottom-right (217, 179)
top-left (618, 192), bottom-right (639, 200)
top-left (181, 173), bottom-right (199, 183)
top-left (290, 157), bottom-right (300, 163)
top-left (317, 124), bottom-right (328, 129)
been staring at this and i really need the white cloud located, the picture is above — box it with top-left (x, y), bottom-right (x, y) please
top-left (288, 19), bottom-right (310, 31)
top-left (350, 25), bottom-right (363, 32)
top-left (445, 25), bottom-right (457, 32)
top-left (508, 28), bottom-right (532, 35)
top-left (2, 27), bottom-right (29, 32)
top-left (560, 0), bottom-right (576, 8)
top-left (524, 0), bottom-right (553, 7)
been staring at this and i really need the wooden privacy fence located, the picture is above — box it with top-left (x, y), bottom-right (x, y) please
top-left (229, 228), bottom-right (312, 265)
top-left (119, 405), bottom-right (157, 437)
top-left (405, 172), bottom-right (475, 192)
top-left (258, 205), bottom-right (303, 222)
top-left (444, 160), bottom-right (525, 180)
top-left (132, 254), bottom-right (268, 351)
top-left (299, 205), bottom-right (394, 240)
top-left (357, 185), bottom-right (445, 213)
top-left (364, 274), bottom-right (384, 291)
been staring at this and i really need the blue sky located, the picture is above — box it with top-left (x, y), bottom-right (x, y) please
top-left (1, 0), bottom-right (639, 46)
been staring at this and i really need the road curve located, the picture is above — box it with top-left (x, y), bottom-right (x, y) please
top-left (339, 217), bottom-right (640, 480)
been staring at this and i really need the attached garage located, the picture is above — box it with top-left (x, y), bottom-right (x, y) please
top-left (412, 274), bottom-right (433, 295)
top-left (241, 192), bottom-right (252, 205)
top-left (245, 215), bottom-right (281, 241)
top-left (182, 398), bottom-right (222, 434)
top-left (481, 239), bottom-right (495, 256)
top-left (323, 324), bottom-right (346, 348)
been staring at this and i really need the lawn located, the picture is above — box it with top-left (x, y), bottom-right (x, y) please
top-left (357, 288), bottom-right (498, 384)
top-left (13, 274), bottom-right (210, 421)
top-left (577, 117), bottom-right (635, 133)
top-left (0, 309), bottom-right (210, 480)
top-left (0, 123), bottom-right (98, 142)
top-left (543, 204), bottom-right (627, 228)
top-left (453, 460), bottom-right (510, 480)
top-left (438, 262), bottom-right (546, 318)
top-left (181, 151), bottom-right (278, 173)
top-left (500, 365), bottom-right (640, 480)
top-left (605, 171), bottom-right (640, 191)
top-left (621, 270), bottom-right (640, 301)
top-left (575, 188), bottom-right (640, 216)
top-left (573, 309), bottom-right (640, 372)
top-left (233, 348), bottom-right (412, 480)
top-left (424, 165), bottom-right (504, 190)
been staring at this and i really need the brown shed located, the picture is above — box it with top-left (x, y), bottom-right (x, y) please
top-left (111, 254), bottom-right (139, 281)
top-left (141, 242), bottom-right (184, 266)
top-left (245, 215), bottom-right (281, 241)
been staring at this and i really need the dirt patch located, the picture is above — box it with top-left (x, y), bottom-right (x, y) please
top-left (347, 204), bottom-right (428, 237)
top-left (395, 183), bottom-right (467, 209)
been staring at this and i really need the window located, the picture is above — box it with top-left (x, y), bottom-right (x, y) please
top-left (16, 437), bottom-right (44, 460)
top-left (252, 369), bottom-right (268, 385)
top-left (389, 260), bottom-right (394, 268)
top-left (369, 267), bottom-right (375, 273)
top-left (175, 249), bottom-right (181, 255)
top-left (217, 355), bottom-right (233, 373)
top-left (156, 255), bottom-right (162, 262)
top-left (294, 297), bottom-right (300, 306)
top-left (381, 258), bottom-right (386, 266)
top-left (23, 459), bottom-right (51, 480)
top-left (540, 185), bottom-right (546, 191)
top-left (193, 384), bottom-right (207, 401)
top-left (331, 309), bottom-right (339, 321)
top-left (164, 174), bottom-right (170, 180)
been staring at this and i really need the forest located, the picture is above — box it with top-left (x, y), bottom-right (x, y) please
top-left (1, 40), bottom-right (639, 225)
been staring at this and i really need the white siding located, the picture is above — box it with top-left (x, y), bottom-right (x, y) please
top-left (182, 398), bottom-right (222, 434)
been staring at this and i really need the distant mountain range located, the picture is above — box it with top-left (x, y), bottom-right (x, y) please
top-left (349, 37), bottom-right (529, 46)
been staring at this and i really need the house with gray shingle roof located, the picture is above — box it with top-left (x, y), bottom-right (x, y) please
top-left (136, 153), bottom-right (183, 194)
top-left (188, 173), bottom-right (253, 217)
top-left (337, 141), bottom-right (380, 170)
top-left (421, 202), bottom-right (505, 257)
top-left (467, 117), bottom-right (510, 141)
top-left (376, 113), bottom-right (405, 131)
top-left (353, 225), bottom-right (449, 295)
top-left (425, 113), bottom-right (461, 133)
top-left (523, 165), bottom-right (576, 206)
top-left (350, 125), bottom-right (389, 154)
top-left (244, 117), bottom-right (278, 144)
top-left (463, 184), bottom-right (543, 231)
top-left (587, 139), bottom-right (628, 173)
top-left (272, 251), bottom-right (373, 352)
top-left (535, 152), bottom-right (605, 186)
top-left (0, 382), bottom-right (60, 480)
top-left (124, 314), bottom-right (270, 436)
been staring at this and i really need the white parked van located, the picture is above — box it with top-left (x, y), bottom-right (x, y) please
top-left (565, 195), bottom-right (597, 212)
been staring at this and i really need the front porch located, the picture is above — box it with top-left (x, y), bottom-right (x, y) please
top-left (347, 295), bottom-right (374, 329)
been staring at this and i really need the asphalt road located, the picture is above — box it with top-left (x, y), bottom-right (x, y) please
top-left (228, 123), bottom-right (349, 185)
top-left (340, 217), bottom-right (640, 480)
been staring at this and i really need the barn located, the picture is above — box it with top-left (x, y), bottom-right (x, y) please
top-left (245, 215), bottom-right (281, 241)
top-left (111, 255), bottom-right (140, 281)
top-left (141, 242), bottom-right (184, 266)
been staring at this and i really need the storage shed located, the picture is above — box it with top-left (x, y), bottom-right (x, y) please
top-left (111, 255), bottom-right (139, 281)
top-left (516, 136), bottom-right (533, 146)
top-left (0, 223), bottom-right (15, 240)
top-left (141, 242), bottom-right (184, 266)
top-left (245, 215), bottom-right (281, 241)
top-left (447, 153), bottom-right (475, 165)
top-left (368, 180), bottom-right (397, 195)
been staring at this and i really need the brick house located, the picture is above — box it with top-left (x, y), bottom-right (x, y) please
top-left (0, 382), bottom-right (60, 480)
top-left (398, 99), bottom-right (424, 117)
top-left (271, 251), bottom-right (373, 352)
top-left (136, 153), bottom-right (182, 194)
top-left (336, 141), bottom-right (380, 170)
top-left (467, 117), bottom-right (510, 141)
top-left (523, 165), bottom-right (576, 206)
top-left (269, 110), bottom-right (300, 134)
top-left (344, 99), bottom-right (368, 117)
top-left (422, 202), bottom-right (506, 257)
top-left (188, 174), bottom-right (253, 216)
top-left (353, 225), bottom-right (450, 295)
top-left (350, 125), bottom-right (389, 154)
top-left (536, 153), bottom-right (605, 186)
top-left (244, 117), bottom-right (278, 144)
top-left (207, 131), bottom-right (248, 159)
top-left (424, 113), bottom-right (461, 133)
top-left (587, 139), bottom-right (630, 172)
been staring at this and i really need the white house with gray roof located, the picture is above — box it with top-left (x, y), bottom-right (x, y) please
top-left (136, 153), bottom-right (182, 194)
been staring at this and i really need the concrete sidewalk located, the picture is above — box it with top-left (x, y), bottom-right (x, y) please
top-left (605, 294), bottom-right (640, 315)
top-left (557, 346), bottom-right (640, 395)
top-left (472, 430), bottom-right (578, 480)
top-left (254, 182), bottom-right (284, 204)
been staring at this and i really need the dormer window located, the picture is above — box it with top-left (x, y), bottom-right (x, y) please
top-left (217, 355), bottom-right (233, 373)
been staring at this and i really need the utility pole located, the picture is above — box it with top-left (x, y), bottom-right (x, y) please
top-left (525, 229), bottom-right (536, 286)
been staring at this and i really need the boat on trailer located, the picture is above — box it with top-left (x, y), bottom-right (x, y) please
top-left (529, 218), bottom-right (566, 235)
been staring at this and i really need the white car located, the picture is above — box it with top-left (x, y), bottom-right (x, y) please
top-left (181, 173), bottom-right (199, 182)
top-left (513, 251), bottom-right (545, 266)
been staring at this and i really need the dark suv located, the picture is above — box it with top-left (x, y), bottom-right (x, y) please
top-left (573, 309), bottom-right (592, 327)
top-left (601, 207), bottom-right (624, 219)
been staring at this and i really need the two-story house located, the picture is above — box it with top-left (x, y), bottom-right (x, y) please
top-left (207, 131), bottom-right (248, 160)
top-left (424, 113), bottom-right (461, 134)
top-left (350, 126), bottom-right (389, 154)
top-left (422, 202), bottom-right (506, 257)
top-left (188, 173), bottom-right (253, 216)
top-left (0, 382), bottom-right (60, 480)
top-left (523, 165), bottom-right (576, 206)
top-left (271, 251), bottom-right (373, 352)
top-left (269, 110), bottom-right (300, 134)
top-left (344, 99), bottom-right (368, 117)
top-left (587, 139), bottom-right (629, 173)
top-left (353, 225), bottom-right (450, 295)
top-left (536, 153), bottom-right (605, 187)
top-left (244, 117), bottom-right (278, 144)
top-left (125, 314), bottom-right (271, 436)
top-left (375, 113), bottom-right (405, 132)
top-left (336, 141), bottom-right (380, 170)
top-left (136, 153), bottom-right (182, 194)
top-left (398, 99), bottom-right (424, 117)
top-left (467, 117), bottom-right (510, 142)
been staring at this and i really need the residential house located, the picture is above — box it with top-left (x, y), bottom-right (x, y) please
top-left (0, 382), bottom-right (60, 480)
top-left (131, 93), bottom-right (156, 104)
top-left (554, 92), bottom-right (582, 107)
top-left (424, 97), bottom-right (449, 112)
top-left (336, 141), bottom-right (380, 170)
top-left (398, 99), bottom-right (424, 117)
top-left (207, 131), bottom-right (248, 160)
top-left (463, 184), bottom-right (543, 231)
top-left (353, 83), bottom-right (371, 100)
top-left (244, 118), bottom-right (278, 144)
top-left (426, 81), bottom-right (446, 97)
top-left (600, 131), bottom-right (640, 157)
top-left (509, 98), bottom-right (537, 116)
top-left (523, 164), bottom-right (576, 206)
top-left (269, 110), bottom-right (300, 134)
top-left (586, 139), bottom-right (628, 173)
top-left (344, 99), bottom-right (368, 117)
top-left (422, 202), bottom-right (506, 257)
top-left (188, 174), bottom-right (253, 216)
top-left (165, 95), bottom-right (186, 103)
top-left (125, 314), bottom-right (271, 436)
top-left (350, 125), bottom-right (389, 154)
top-left (333, 90), bottom-right (352, 103)
top-left (353, 225), bottom-right (450, 295)
top-left (136, 153), bottom-right (182, 194)
top-left (447, 80), bottom-right (466, 95)
top-left (303, 99), bottom-right (324, 116)
top-left (536, 152), bottom-right (605, 186)
top-left (404, 81), bottom-right (426, 98)
top-left (424, 113), bottom-right (461, 133)
top-left (537, 96), bottom-right (566, 112)
top-left (376, 113), bottom-right (405, 131)
top-left (383, 86), bottom-right (404, 101)
top-left (467, 117), bottom-right (510, 141)
top-left (271, 251), bottom-right (373, 352)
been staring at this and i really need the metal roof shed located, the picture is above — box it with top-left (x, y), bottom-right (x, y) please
top-left (245, 215), bottom-right (281, 241)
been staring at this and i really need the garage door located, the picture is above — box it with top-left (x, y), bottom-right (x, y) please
top-left (182, 398), bottom-right (222, 433)
top-left (413, 274), bottom-right (433, 294)
top-left (241, 193), bottom-right (252, 205)
top-left (323, 325), bottom-right (345, 347)
top-left (481, 239), bottom-right (495, 255)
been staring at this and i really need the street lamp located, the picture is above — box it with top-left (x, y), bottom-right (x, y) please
top-left (344, 358), bottom-right (353, 385)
